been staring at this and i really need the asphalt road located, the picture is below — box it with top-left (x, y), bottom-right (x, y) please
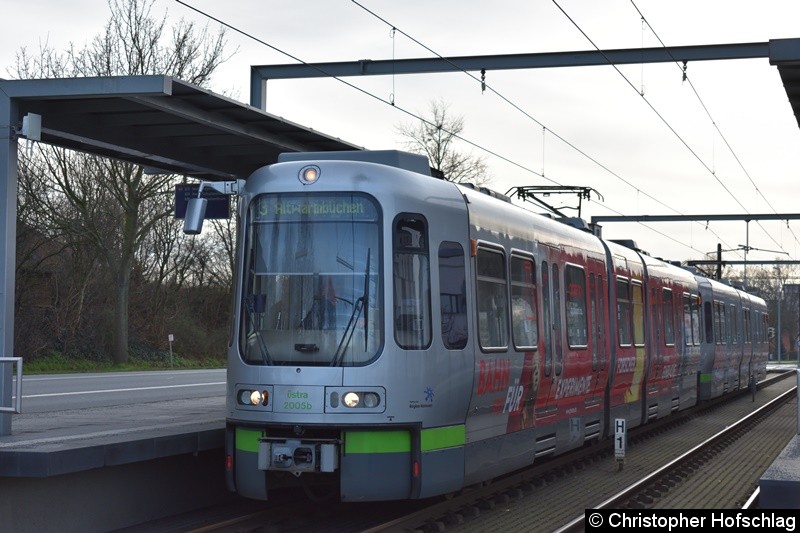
top-left (17, 368), bottom-right (226, 413)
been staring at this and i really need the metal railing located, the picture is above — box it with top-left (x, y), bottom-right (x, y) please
top-left (0, 357), bottom-right (22, 414)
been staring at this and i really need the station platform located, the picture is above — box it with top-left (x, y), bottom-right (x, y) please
top-left (759, 365), bottom-right (800, 509)
top-left (0, 396), bottom-right (225, 477)
top-left (1, 367), bottom-right (794, 479)
top-left (760, 434), bottom-right (800, 508)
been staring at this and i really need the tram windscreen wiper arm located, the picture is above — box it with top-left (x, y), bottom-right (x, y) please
top-left (331, 249), bottom-right (370, 366)
top-left (362, 250), bottom-right (370, 352)
top-left (331, 296), bottom-right (363, 366)
top-left (245, 294), bottom-right (273, 365)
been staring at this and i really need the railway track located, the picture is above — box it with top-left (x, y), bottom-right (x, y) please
top-left (127, 371), bottom-right (796, 532)
top-left (366, 371), bottom-right (798, 532)
top-left (555, 373), bottom-right (797, 532)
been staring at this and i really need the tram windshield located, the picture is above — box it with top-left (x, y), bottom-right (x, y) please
top-left (240, 192), bottom-right (382, 366)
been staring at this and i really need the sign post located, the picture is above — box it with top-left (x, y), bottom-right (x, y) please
top-left (615, 418), bottom-right (626, 471)
top-left (168, 334), bottom-right (174, 368)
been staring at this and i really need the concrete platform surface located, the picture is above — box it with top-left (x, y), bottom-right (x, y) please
top-left (760, 434), bottom-right (800, 509)
top-left (0, 397), bottom-right (225, 477)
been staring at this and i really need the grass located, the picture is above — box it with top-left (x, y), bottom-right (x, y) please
top-left (22, 352), bottom-right (225, 374)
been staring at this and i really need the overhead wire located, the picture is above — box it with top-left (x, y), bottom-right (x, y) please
top-left (552, 0), bottom-right (746, 207)
top-left (350, 0), bottom-right (673, 211)
top-left (349, 0), bottom-right (735, 255)
top-left (629, 0), bottom-right (800, 253)
top-left (552, 0), bottom-right (792, 259)
top-left (175, 0), bottom-right (731, 256)
top-left (172, 0), bottom-right (565, 187)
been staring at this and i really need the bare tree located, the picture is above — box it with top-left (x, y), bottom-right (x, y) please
top-left (728, 264), bottom-right (800, 359)
top-left (396, 99), bottom-right (491, 186)
top-left (207, 202), bottom-right (239, 288)
top-left (13, 0), bottom-right (229, 364)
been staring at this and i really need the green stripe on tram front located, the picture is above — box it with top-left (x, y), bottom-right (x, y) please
top-left (344, 425), bottom-right (465, 454)
top-left (236, 427), bottom-right (263, 453)
top-left (344, 430), bottom-right (411, 454)
top-left (421, 425), bottom-right (465, 451)
top-left (699, 372), bottom-right (712, 384)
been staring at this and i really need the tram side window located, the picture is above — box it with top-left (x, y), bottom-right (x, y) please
top-left (704, 301), bottom-right (714, 344)
top-left (662, 289), bottom-right (675, 346)
top-left (716, 302), bottom-right (726, 345)
top-left (729, 304), bottom-right (737, 344)
top-left (713, 302), bottom-right (719, 343)
top-left (744, 310), bottom-right (751, 344)
top-left (590, 273), bottom-right (598, 370)
top-left (542, 261), bottom-right (552, 376)
top-left (616, 279), bottom-right (632, 346)
top-left (683, 294), bottom-right (693, 346)
top-left (565, 265), bottom-right (588, 348)
top-left (393, 215), bottom-right (432, 350)
top-left (632, 281), bottom-right (644, 346)
top-left (597, 275), bottom-right (606, 370)
top-left (477, 247), bottom-right (508, 350)
top-left (691, 296), bottom-right (701, 345)
top-left (439, 242), bottom-right (468, 350)
top-left (754, 311), bottom-right (761, 343)
top-left (510, 256), bottom-right (538, 350)
top-left (552, 263), bottom-right (563, 375)
top-left (651, 287), bottom-right (660, 346)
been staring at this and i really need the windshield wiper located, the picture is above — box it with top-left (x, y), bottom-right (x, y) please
top-left (331, 249), bottom-right (370, 366)
top-left (362, 251), bottom-right (370, 352)
top-left (245, 294), bottom-right (273, 365)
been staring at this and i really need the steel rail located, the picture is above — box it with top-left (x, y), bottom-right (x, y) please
top-left (554, 382), bottom-right (797, 532)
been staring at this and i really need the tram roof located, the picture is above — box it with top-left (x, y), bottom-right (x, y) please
top-left (0, 75), bottom-right (361, 181)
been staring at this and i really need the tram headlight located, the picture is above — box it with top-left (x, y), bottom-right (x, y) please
top-left (298, 165), bottom-right (321, 185)
top-left (363, 392), bottom-right (379, 408)
top-left (340, 391), bottom-right (381, 409)
top-left (249, 390), bottom-right (264, 405)
top-left (343, 392), bottom-right (360, 408)
top-left (326, 388), bottom-right (384, 411)
top-left (238, 389), bottom-right (250, 405)
top-left (238, 388), bottom-right (269, 406)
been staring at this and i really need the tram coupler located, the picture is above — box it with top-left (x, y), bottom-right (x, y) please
top-left (257, 439), bottom-right (339, 476)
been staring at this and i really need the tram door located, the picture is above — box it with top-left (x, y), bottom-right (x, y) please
top-left (533, 249), bottom-right (606, 452)
top-left (538, 255), bottom-right (560, 405)
top-left (530, 246), bottom-right (563, 453)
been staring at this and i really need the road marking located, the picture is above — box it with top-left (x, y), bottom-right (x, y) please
top-left (21, 382), bottom-right (225, 398)
top-left (21, 369), bottom-right (224, 382)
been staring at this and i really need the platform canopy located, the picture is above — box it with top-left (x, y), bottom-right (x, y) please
top-left (1, 75), bottom-right (361, 180)
top-left (771, 40), bottom-right (800, 129)
top-left (0, 74), bottom-right (364, 435)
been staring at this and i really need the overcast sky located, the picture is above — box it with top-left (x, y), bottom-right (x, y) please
top-left (2, 0), bottom-right (800, 268)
